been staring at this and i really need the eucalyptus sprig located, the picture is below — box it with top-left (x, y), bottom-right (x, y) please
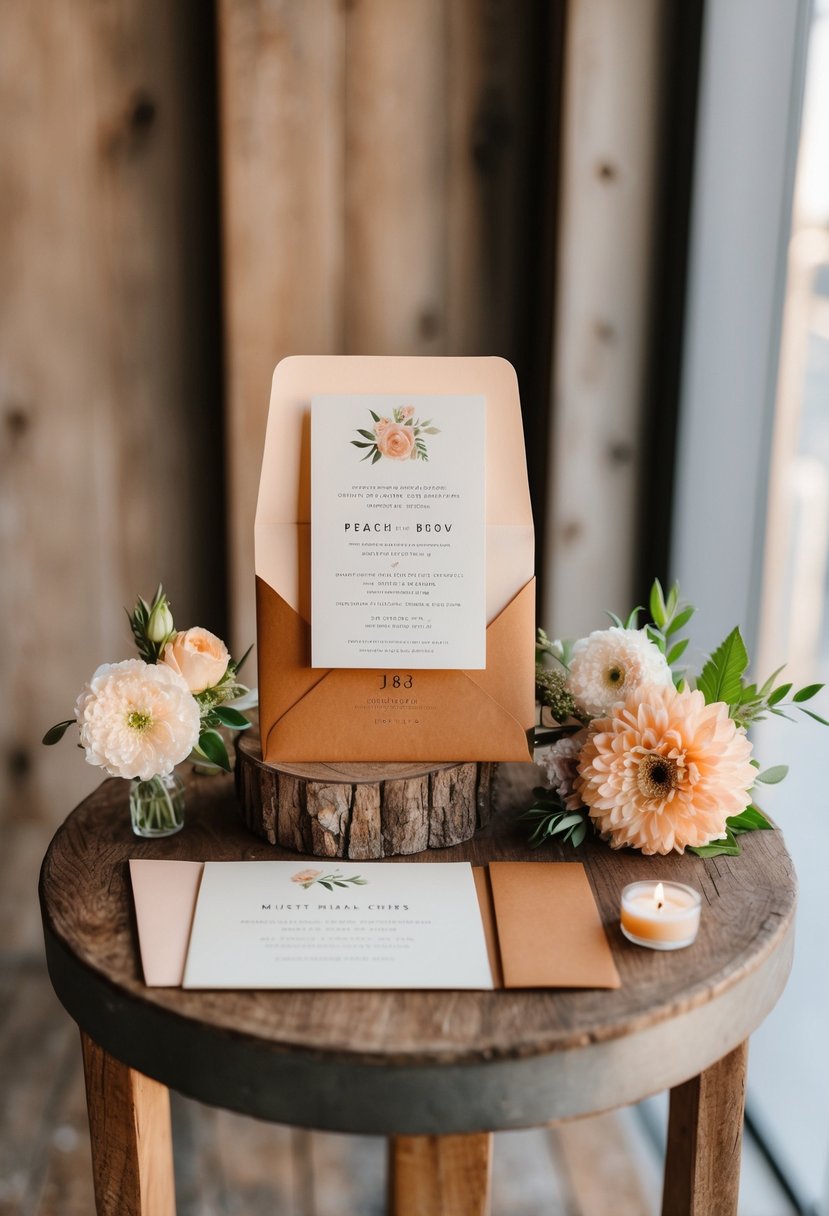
top-left (518, 789), bottom-right (589, 849)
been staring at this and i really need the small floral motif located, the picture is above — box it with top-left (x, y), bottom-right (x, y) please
top-left (291, 868), bottom-right (368, 892)
top-left (352, 406), bottom-right (439, 464)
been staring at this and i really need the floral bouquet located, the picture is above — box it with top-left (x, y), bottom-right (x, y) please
top-left (525, 580), bottom-right (825, 858)
top-left (43, 586), bottom-right (257, 836)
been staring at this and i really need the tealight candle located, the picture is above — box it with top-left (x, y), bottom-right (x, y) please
top-left (620, 881), bottom-right (701, 950)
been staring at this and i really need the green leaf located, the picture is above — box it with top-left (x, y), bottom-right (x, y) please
top-left (606, 611), bottom-right (624, 628)
top-left (624, 606), bottom-right (643, 629)
top-left (666, 583), bottom-right (679, 617)
top-left (42, 720), bottom-right (74, 745)
top-left (793, 683), bottom-right (823, 703)
top-left (801, 708), bottom-right (829, 726)
top-left (754, 764), bottom-right (788, 785)
top-left (319, 881), bottom-right (333, 891)
top-left (351, 440), bottom-right (374, 448)
top-left (667, 638), bottom-right (689, 666)
top-left (649, 579), bottom-right (667, 627)
top-left (665, 604), bottom-right (695, 636)
top-left (213, 706), bottom-right (251, 730)
top-left (570, 821), bottom-right (588, 847)
top-left (767, 683), bottom-right (792, 706)
top-left (371, 449), bottom-right (382, 464)
top-left (198, 729), bottom-right (231, 772)
top-left (728, 806), bottom-right (773, 833)
top-left (423, 427), bottom-right (440, 434)
top-left (357, 428), bottom-right (376, 440)
top-left (758, 665), bottom-right (786, 697)
top-left (696, 627), bottom-right (749, 706)
top-left (369, 409), bottom-right (380, 422)
top-left (689, 828), bottom-right (741, 858)
top-left (645, 624), bottom-right (666, 653)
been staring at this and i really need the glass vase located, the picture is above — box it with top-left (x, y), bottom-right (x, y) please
top-left (129, 772), bottom-right (185, 838)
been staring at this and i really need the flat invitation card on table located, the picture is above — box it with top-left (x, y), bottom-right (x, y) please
top-left (182, 860), bottom-right (494, 990)
top-left (310, 394), bottom-right (486, 670)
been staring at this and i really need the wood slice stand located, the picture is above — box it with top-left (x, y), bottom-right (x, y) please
top-left (234, 733), bottom-right (497, 859)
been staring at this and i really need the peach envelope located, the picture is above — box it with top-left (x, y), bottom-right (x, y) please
top-left (255, 355), bottom-right (535, 762)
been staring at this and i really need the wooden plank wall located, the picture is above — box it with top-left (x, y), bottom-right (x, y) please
top-left (218, 0), bottom-right (549, 653)
top-left (543, 0), bottom-right (665, 636)
top-left (1, 0), bottom-right (666, 956)
top-left (0, 1), bottom-right (223, 952)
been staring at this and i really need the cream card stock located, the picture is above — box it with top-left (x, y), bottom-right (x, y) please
top-left (310, 393), bottom-right (486, 670)
top-left (182, 860), bottom-right (494, 990)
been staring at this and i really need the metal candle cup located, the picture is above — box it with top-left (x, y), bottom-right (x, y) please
top-left (620, 881), bottom-right (701, 951)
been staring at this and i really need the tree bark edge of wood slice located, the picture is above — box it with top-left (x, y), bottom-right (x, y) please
top-left (234, 732), bottom-right (498, 858)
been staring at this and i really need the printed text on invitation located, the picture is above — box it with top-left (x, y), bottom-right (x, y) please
top-left (311, 394), bottom-right (486, 669)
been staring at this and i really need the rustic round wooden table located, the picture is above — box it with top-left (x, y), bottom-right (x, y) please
top-left (39, 767), bottom-right (796, 1216)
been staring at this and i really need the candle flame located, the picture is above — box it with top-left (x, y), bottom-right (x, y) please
top-left (654, 882), bottom-right (665, 911)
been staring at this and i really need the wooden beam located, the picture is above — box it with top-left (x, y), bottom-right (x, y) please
top-left (662, 1041), bottom-right (748, 1216)
top-left (389, 1133), bottom-right (493, 1216)
top-left (81, 1032), bottom-right (176, 1216)
top-left (543, 0), bottom-right (665, 634)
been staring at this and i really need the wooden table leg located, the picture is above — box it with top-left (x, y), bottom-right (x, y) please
top-left (80, 1031), bottom-right (176, 1216)
top-left (662, 1040), bottom-right (748, 1216)
top-left (388, 1133), bottom-right (493, 1216)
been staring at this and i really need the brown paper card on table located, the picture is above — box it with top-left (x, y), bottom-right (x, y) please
top-left (488, 862), bottom-right (621, 989)
top-left (255, 355), bottom-right (535, 762)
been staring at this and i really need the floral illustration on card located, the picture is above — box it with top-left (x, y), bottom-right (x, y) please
top-left (351, 405), bottom-right (440, 463)
top-left (290, 868), bottom-right (368, 892)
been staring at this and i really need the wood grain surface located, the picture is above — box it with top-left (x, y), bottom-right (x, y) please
top-left (388, 1133), bottom-right (492, 1216)
top-left (39, 763), bottom-right (795, 1135)
top-left (662, 1041), bottom-right (748, 1216)
top-left (235, 732), bottom-right (494, 856)
top-left (81, 1031), bottom-right (175, 1216)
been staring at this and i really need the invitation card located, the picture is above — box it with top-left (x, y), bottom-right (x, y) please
top-left (310, 394), bottom-right (486, 669)
top-left (182, 860), bottom-right (494, 990)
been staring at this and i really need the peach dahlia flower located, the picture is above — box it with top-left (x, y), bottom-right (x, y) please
top-left (576, 685), bottom-right (755, 855)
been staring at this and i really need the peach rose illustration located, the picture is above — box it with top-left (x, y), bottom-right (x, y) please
top-left (162, 627), bottom-right (230, 693)
top-left (291, 868), bottom-right (323, 886)
top-left (376, 423), bottom-right (416, 460)
top-left (351, 406), bottom-right (439, 462)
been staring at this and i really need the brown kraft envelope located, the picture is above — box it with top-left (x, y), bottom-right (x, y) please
top-left (255, 356), bottom-right (536, 762)
top-left (483, 863), bottom-right (621, 989)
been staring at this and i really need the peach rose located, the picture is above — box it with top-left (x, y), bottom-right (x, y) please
top-left (162, 627), bottom-right (230, 693)
top-left (374, 417), bottom-right (391, 436)
top-left (399, 405), bottom-right (415, 419)
top-left (377, 422), bottom-right (416, 460)
top-left (291, 868), bottom-right (322, 885)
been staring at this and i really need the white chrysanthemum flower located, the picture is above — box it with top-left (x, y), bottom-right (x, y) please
top-left (534, 731), bottom-right (587, 811)
top-left (568, 626), bottom-right (672, 716)
top-left (75, 659), bottom-right (200, 780)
